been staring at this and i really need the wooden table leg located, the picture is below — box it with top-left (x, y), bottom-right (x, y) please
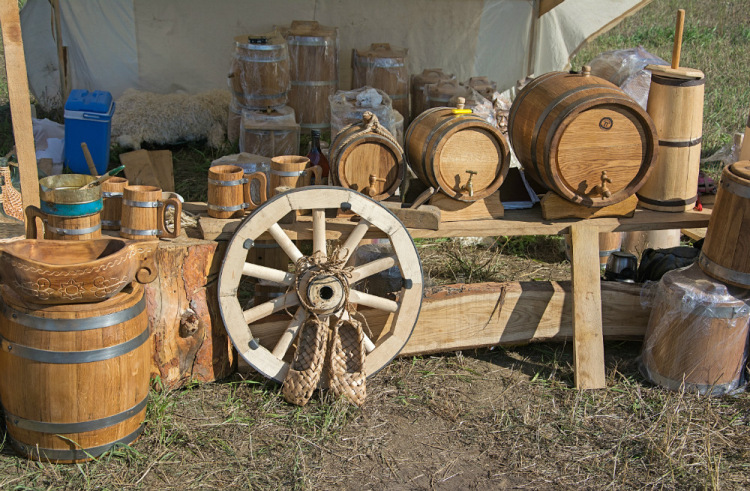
top-left (570, 221), bottom-right (606, 389)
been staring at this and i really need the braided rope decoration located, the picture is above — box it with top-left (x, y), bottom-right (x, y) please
top-left (335, 111), bottom-right (404, 158)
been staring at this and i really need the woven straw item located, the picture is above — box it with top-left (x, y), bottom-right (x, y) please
top-left (282, 317), bottom-right (329, 406)
top-left (327, 317), bottom-right (367, 406)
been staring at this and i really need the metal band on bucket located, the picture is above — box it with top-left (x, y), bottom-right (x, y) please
top-left (40, 200), bottom-right (103, 217)
top-left (102, 219), bottom-right (121, 228)
top-left (46, 223), bottom-right (101, 236)
top-left (207, 203), bottom-right (248, 212)
top-left (0, 326), bottom-right (150, 364)
top-left (721, 178), bottom-right (750, 199)
top-left (4, 397), bottom-right (148, 434)
top-left (102, 191), bottom-right (124, 198)
top-left (699, 253), bottom-right (750, 288)
top-left (3, 295), bottom-right (145, 332)
top-left (271, 169), bottom-right (307, 177)
top-left (120, 227), bottom-right (162, 236)
top-left (208, 177), bottom-right (247, 187)
top-left (123, 199), bottom-right (162, 208)
top-left (9, 424), bottom-right (144, 462)
top-left (636, 194), bottom-right (697, 207)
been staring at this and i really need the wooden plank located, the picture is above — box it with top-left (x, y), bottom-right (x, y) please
top-left (246, 281), bottom-right (648, 359)
top-left (200, 205), bottom-right (712, 242)
top-left (149, 150), bottom-right (175, 192)
top-left (0, 0), bottom-right (40, 211)
top-left (379, 202), bottom-right (441, 230)
top-left (541, 193), bottom-right (637, 220)
top-left (570, 221), bottom-right (606, 389)
top-left (121, 149), bottom-right (159, 186)
top-left (430, 191), bottom-right (504, 221)
top-left (538, 0), bottom-right (565, 17)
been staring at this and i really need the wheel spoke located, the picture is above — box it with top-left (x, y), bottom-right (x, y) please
top-left (242, 262), bottom-right (294, 285)
top-left (337, 310), bottom-right (376, 353)
top-left (268, 223), bottom-right (303, 263)
top-left (271, 307), bottom-right (307, 359)
top-left (338, 219), bottom-right (371, 263)
top-left (348, 289), bottom-right (399, 313)
top-left (243, 292), bottom-right (299, 324)
top-left (349, 255), bottom-right (398, 284)
top-left (312, 209), bottom-right (326, 258)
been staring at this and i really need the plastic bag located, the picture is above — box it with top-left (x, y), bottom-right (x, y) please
top-left (588, 46), bottom-right (668, 109)
top-left (329, 86), bottom-right (394, 138)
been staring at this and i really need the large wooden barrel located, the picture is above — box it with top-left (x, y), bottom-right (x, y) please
top-left (240, 106), bottom-right (300, 158)
top-left (283, 20), bottom-right (338, 133)
top-left (228, 32), bottom-right (290, 109)
top-left (640, 264), bottom-right (750, 395)
top-left (352, 43), bottom-right (409, 122)
top-left (411, 68), bottom-right (454, 119)
top-left (508, 67), bottom-right (658, 207)
top-left (330, 113), bottom-right (404, 201)
top-left (0, 284), bottom-right (150, 462)
top-left (404, 100), bottom-right (510, 201)
top-left (698, 160), bottom-right (750, 288)
top-left (636, 72), bottom-right (705, 211)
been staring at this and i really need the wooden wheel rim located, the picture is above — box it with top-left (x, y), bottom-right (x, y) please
top-left (217, 186), bottom-right (424, 383)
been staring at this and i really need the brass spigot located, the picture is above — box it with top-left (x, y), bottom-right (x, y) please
top-left (592, 171), bottom-right (612, 199)
top-left (364, 174), bottom-right (386, 197)
top-left (461, 170), bottom-right (478, 197)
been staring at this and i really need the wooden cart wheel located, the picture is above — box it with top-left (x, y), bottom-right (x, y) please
top-left (218, 186), bottom-right (423, 383)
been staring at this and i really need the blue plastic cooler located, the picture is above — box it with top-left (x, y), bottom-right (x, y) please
top-left (64, 90), bottom-right (115, 175)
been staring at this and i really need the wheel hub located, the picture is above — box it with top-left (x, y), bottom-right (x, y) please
top-left (297, 269), bottom-right (348, 315)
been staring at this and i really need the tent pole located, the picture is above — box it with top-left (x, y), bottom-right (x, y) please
top-left (526, 0), bottom-right (539, 77)
top-left (51, 0), bottom-right (69, 101)
top-left (0, 0), bottom-right (40, 213)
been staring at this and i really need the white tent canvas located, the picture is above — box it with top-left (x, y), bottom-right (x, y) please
top-left (21, 0), bottom-right (651, 109)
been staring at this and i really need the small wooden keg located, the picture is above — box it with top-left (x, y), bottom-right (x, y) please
top-left (404, 98), bottom-right (510, 201)
top-left (120, 185), bottom-right (181, 240)
top-left (426, 79), bottom-right (468, 109)
top-left (465, 76), bottom-right (497, 100)
top-left (228, 31), bottom-right (290, 109)
top-left (25, 207), bottom-right (101, 240)
top-left (0, 284), bottom-right (150, 462)
top-left (640, 264), bottom-right (750, 395)
top-left (698, 161), bottom-right (750, 287)
top-left (269, 156), bottom-right (321, 192)
top-left (636, 72), bottom-right (705, 211)
top-left (411, 68), bottom-right (454, 119)
top-left (283, 20), bottom-right (338, 133)
top-left (330, 112), bottom-right (404, 201)
top-left (240, 106), bottom-right (300, 158)
top-left (101, 177), bottom-right (128, 230)
top-left (352, 43), bottom-right (409, 122)
top-left (508, 67), bottom-right (658, 207)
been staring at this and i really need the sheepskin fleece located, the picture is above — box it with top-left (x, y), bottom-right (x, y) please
top-left (111, 89), bottom-right (232, 149)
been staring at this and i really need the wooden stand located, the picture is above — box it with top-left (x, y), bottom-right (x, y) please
top-left (541, 193), bottom-right (637, 220)
top-left (430, 191), bottom-right (504, 221)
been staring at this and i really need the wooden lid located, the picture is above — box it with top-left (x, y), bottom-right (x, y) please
top-left (730, 160), bottom-right (750, 180)
top-left (413, 69), bottom-right (454, 85)
top-left (646, 63), bottom-right (704, 80)
top-left (286, 20), bottom-right (337, 38)
top-left (234, 31), bottom-right (286, 49)
top-left (355, 43), bottom-right (407, 59)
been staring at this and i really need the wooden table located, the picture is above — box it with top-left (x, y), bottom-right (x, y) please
top-left (199, 204), bottom-right (712, 390)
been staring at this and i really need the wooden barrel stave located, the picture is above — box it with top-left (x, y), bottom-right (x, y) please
top-left (636, 74), bottom-right (704, 212)
top-left (640, 264), bottom-right (750, 395)
top-left (405, 106), bottom-right (510, 202)
top-left (0, 284), bottom-right (150, 462)
top-left (508, 70), bottom-right (657, 207)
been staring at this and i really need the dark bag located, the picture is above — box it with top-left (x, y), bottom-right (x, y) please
top-left (636, 246), bottom-right (700, 283)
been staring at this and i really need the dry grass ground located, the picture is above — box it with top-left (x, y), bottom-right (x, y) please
top-left (0, 0), bottom-right (748, 489)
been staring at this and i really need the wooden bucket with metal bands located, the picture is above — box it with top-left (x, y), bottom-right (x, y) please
top-left (0, 284), bottom-right (150, 463)
top-left (508, 68), bottom-right (657, 207)
top-left (405, 104), bottom-right (510, 202)
top-left (352, 43), bottom-right (409, 122)
top-left (25, 206), bottom-right (101, 241)
top-left (38, 174), bottom-right (102, 217)
top-left (699, 161), bottom-right (750, 287)
top-left (101, 177), bottom-right (128, 230)
top-left (636, 74), bottom-right (705, 211)
top-left (228, 32), bottom-right (290, 109)
top-left (120, 185), bottom-right (181, 240)
top-left (640, 264), bottom-right (750, 395)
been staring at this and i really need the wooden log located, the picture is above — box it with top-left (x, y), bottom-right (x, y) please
top-left (146, 237), bottom-right (235, 390)
top-left (244, 280), bottom-right (648, 360)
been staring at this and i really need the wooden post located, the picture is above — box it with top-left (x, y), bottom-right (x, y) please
top-left (570, 221), bottom-right (606, 389)
top-left (0, 0), bottom-right (40, 211)
top-left (51, 0), bottom-right (68, 101)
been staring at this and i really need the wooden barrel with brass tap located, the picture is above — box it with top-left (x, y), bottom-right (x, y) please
top-left (330, 112), bottom-right (404, 201)
top-left (0, 284), bottom-right (150, 462)
top-left (404, 98), bottom-right (510, 202)
top-left (508, 66), bottom-right (658, 207)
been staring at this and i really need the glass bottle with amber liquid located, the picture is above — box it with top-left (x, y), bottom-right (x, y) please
top-left (306, 130), bottom-right (329, 185)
